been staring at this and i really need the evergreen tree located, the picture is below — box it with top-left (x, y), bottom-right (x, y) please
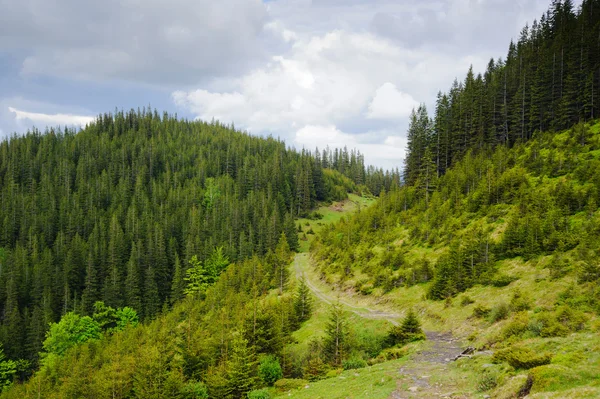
top-left (322, 302), bottom-right (349, 367)
top-left (293, 278), bottom-right (313, 325)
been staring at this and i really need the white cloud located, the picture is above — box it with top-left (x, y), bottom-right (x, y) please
top-left (294, 125), bottom-right (406, 170)
top-left (172, 26), bottom-right (484, 170)
top-left (8, 107), bottom-right (94, 127)
top-left (367, 82), bottom-right (419, 119)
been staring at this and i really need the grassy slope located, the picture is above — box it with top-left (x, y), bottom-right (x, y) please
top-left (275, 123), bottom-right (600, 398)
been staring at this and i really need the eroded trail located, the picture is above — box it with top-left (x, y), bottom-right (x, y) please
top-left (293, 252), bottom-right (470, 398)
top-left (293, 253), bottom-right (401, 324)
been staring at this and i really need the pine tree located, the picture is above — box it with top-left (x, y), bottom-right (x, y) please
top-left (293, 278), bottom-right (313, 325)
top-left (226, 334), bottom-right (257, 399)
top-left (125, 243), bottom-right (143, 314)
top-left (322, 302), bottom-right (349, 367)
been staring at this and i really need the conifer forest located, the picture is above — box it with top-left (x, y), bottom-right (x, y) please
top-left (0, 0), bottom-right (599, 398)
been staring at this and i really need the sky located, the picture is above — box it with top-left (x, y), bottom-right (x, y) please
top-left (0, 0), bottom-right (573, 170)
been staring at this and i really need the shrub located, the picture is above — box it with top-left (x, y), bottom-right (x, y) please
top-left (502, 312), bottom-right (529, 339)
top-left (472, 305), bottom-right (491, 319)
top-left (247, 389), bottom-right (272, 399)
top-left (491, 274), bottom-right (517, 287)
top-left (477, 370), bottom-right (499, 392)
top-left (492, 346), bottom-right (552, 369)
top-left (273, 379), bottom-right (308, 392)
top-left (528, 364), bottom-right (582, 393)
top-left (386, 309), bottom-right (426, 347)
top-left (489, 303), bottom-right (510, 323)
top-left (342, 357), bottom-right (367, 370)
top-left (554, 305), bottom-right (587, 331)
top-left (509, 290), bottom-right (531, 312)
top-left (460, 295), bottom-right (475, 307)
top-left (373, 347), bottom-right (409, 363)
top-left (325, 369), bottom-right (343, 378)
top-left (259, 356), bottom-right (283, 386)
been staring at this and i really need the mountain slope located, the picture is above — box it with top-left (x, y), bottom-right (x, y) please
top-left (0, 108), bottom-right (365, 366)
top-left (309, 121), bottom-right (600, 397)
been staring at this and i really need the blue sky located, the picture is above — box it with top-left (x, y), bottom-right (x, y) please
top-left (0, 0), bottom-right (572, 169)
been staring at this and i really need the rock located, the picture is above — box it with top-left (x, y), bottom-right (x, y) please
top-left (444, 358), bottom-right (450, 362)
top-left (408, 386), bottom-right (418, 392)
top-left (304, 385), bottom-right (310, 389)
top-left (483, 395), bottom-right (491, 399)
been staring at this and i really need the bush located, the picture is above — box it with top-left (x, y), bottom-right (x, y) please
top-left (477, 370), bottom-right (499, 392)
top-left (528, 364), bottom-right (582, 393)
top-left (372, 347), bottom-right (409, 363)
top-left (259, 356), bottom-right (283, 386)
top-left (342, 357), bottom-right (367, 370)
top-left (491, 274), bottom-right (517, 287)
top-left (492, 346), bottom-right (552, 369)
top-left (273, 379), bottom-right (308, 392)
top-left (489, 303), bottom-right (510, 323)
top-left (502, 312), bottom-right (529, 339)
top-left (472, 305), bottom-right (491, 319)
top-left (386, 309), bottom-right (426, 347)
top-left (460, 295), bottom-right (475, 306)
top-left (509, 290), bottom-right (531, 312)
top-left (247, 389), bottom-right (272, 399)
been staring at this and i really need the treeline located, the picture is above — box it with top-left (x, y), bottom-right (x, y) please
top-left (0, 108), bottom-right (369, 365)
top-left (405, 0), bottom-right (600, 185)
top-left (316, 147), bottom-right (401, 196)
top-left (312, 121), bottom-right (600, 303)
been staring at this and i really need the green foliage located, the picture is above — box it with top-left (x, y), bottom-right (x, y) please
top-left (322, 303), bottom-right (350, 367)
top-left (227, 334), bottom-right (258, 399)
top-left (386, 309), bottom-right (426, 347)
top-left (489, 303), bottom-right (510, 323)
top-left (247, 388), bottom-right (272, 399)
top-left (492, 346), bottom-right (552, 369)
top-left (0, 109), bottom-right (368, 362)
top-left (273, 378), bottom-right (308, 392)
top-left (293, 278), bottom-right (313, 326)
top-left (472, 305), bottom-right (491, 319)
top-left (0, 346), bottom-right (16, 392)
top-left (42, 313), bottom-right (102, 357)
top-left (181, 381), bottom-right (209, 399)
top-left (342, 356), bottom-right (367, 370)
top-left (258, 356), bottom-right (282, 387)
top-left (477, 370), bottom-right (499, 392)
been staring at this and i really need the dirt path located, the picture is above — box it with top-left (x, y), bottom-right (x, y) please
top-left (293, 253), bottom-right (401, 324)
top-left (293, 252), bottom-right (470, 398)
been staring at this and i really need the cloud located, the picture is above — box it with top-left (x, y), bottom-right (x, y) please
top-left (173, 30), bottom-right (429, 133)
top-left (367, 83), bottom-right (419, 120)
top-left (8, 107), bottom-right (94, 128)
top-left (172, 26), bottom-right (483, 170)
top-left (1, 0), bottom-right (272, 86)
top-left (294, 125), bottom-right (406, 170)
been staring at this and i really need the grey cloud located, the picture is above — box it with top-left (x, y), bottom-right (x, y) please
top-left (0, 0), bottom-right (274, 86)
top-left (369, 0), bottom-right (553, 53)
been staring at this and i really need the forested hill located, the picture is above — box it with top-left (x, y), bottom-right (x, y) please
top-left (0, 109), bottom-right (392, 365)
top-left (404, 0), bottom-right (600, 185)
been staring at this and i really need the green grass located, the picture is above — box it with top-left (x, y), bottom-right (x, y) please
top-left (296, 194), bottom-right (376, 253)
top-left (274, 359), bottom-right (404, 399)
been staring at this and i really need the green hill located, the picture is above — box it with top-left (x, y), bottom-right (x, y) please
top-left (308, 122), bottom-right (600, 397)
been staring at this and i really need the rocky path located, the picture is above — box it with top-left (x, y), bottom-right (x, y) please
top-left (293, 252), bottom-right (470, 398)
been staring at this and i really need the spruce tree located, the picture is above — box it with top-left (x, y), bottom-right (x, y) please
top-left (293, 278), bottom-right (313, 325)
